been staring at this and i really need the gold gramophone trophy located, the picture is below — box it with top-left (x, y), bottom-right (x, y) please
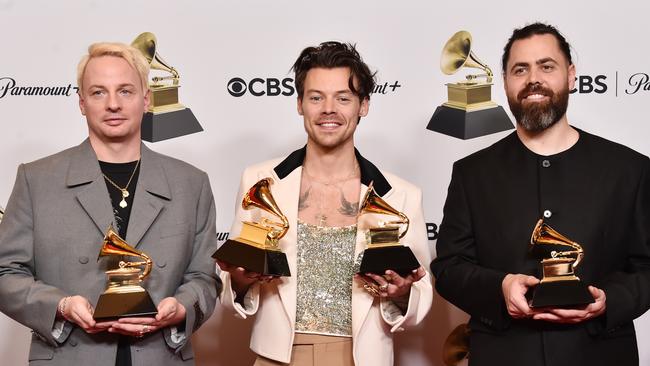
top-left (528, 219), bottom-right (594, 308)
top-left (213, 178), bottom-right (291, 276)
top-left (131, 32), bottom-right (203, 142)
top-left (93, 225), bottom-right (157, 320)
top-left (427, 30), bottom-right (512, 139)
top-left (357, 182), bottom-right (420, 276)
top-left (442, 323), bottom-right (470, 366)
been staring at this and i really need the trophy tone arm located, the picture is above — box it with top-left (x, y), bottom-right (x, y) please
top-left (118, 255), bottom-right (153, 281)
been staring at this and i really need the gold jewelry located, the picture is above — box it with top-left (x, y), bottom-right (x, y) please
top-left (142, 324), bottom-right (149, 333)
top-left (302, 163), bottom-right (360, 186)
top-left (379, 283), bottom-right (389, 291)
top-left (102, 159), bottom-right (141, 208)
top-left (362, 282), bottom-right (381, 297)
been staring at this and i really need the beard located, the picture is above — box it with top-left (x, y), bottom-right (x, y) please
top-left (507, 82), bottom-right (569, 132)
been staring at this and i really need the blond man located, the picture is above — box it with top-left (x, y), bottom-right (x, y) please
top-left (0, 42), bottom-right (220, 365)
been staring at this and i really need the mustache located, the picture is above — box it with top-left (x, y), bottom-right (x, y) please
top-left (317, 115), bottom-right (343, 123)
top-left (517, 83), bottom-right (554, 101)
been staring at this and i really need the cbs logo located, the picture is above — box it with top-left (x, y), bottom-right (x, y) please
top-left (227, 77), bottom-right (295, 97)
top-left (571, 75), bottom-right (607, 94)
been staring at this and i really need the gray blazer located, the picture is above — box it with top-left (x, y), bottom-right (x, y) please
top-left (0, 139), bottom-right (221, 365)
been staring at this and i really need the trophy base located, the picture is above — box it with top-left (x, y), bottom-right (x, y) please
top-left (528, 280), bottom-right (595, 308)
top-left (213, 239), bottom-right (291, 277)
top-left (426, 105), bottom-right (513, 140)
top-left (142, 108), bottom-right (203, 142)
top-left (93, 290), bottom-right (158, 320)
top-left (358, 245), bottom-right (420, 277)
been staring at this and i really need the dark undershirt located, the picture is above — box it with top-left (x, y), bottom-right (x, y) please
top-left (99, 160), bottom-right (140, 366)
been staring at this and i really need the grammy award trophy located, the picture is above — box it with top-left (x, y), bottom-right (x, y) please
top-left (93, 225), bottom-right (157, 320)
top-left (528, 219), bottom-right (594, 308)
top-left (213, 178), bottom-right (291, 277)
top-left (357, 182), bottom-right (420, 277)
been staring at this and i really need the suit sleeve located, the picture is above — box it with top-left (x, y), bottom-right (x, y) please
top-left (595, 157), bottom-right (650, 332)
top-left (219, 168), bottom-right (261, 318)
top-left (379, 187), bottom-right (433, 331)
top-left (165, 171), bottom-right (221, 351)
top-left (0, 164), bottom-right (68, 346)
top-left (430, 162), bottom-right (511, 330)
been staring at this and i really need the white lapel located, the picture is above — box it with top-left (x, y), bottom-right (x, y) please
top-left (351, 180), bottom-right (408, 340)
top-left (263, 165), bottom-right (302, 325)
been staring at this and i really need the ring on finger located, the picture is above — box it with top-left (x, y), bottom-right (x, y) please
top-left (142, 324), bottom-right (149, 333)
top-left (379, 283), bottom-right (389, 291)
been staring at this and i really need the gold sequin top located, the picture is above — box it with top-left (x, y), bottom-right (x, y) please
top-left (295, 220), bottom-right (357, 337)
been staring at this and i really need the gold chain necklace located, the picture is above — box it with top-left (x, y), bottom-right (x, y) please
top-left (302, 163), bottom-right (360, 186)
top-left (102, 159), bottom-right (141, 208)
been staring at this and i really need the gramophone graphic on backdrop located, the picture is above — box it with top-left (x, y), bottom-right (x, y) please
top-left (427, 30), bottom-right (513, 139)
top-left (131, 32), bottom-right (203, 142)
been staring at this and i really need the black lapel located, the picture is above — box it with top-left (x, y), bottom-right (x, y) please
top-left (273, 146), bottom-right (392, 196)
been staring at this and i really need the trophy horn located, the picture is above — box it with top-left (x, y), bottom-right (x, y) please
top-left (242, 178), bottom-right (289, 241)
top-left (530, 219), bottom-right (584, 269)
top-left (98, 225), bottom-right (153, 280)
top-left (359, 182), bottom-right (410, 238)
top-left (440, 30), bottom-right (493, 82)
top-left (442, 323), bottom-right (470, 366)
top-left (131, 32), bottom-right (179, 84)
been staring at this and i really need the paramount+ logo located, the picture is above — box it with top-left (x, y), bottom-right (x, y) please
top-left (0, 77), bottom-right (78, 99)
top-left (227, 77), bottom-right (295, 97)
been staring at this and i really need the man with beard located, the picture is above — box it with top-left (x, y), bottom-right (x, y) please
top-left (431, 22), bottom-right (650, 366)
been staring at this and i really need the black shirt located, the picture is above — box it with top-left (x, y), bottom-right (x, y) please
top-left (99, 160), bottom-right (140, 239)
top-left (99, 160), bottom-right (140, 366)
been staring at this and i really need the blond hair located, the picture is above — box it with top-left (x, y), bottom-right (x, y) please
top-left (77, 42), bottom-right (150, 93)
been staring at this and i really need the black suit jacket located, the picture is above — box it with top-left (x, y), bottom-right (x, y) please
top-left (431, 129), bottom-right (650, 366)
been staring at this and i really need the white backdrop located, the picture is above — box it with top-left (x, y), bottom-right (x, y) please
top-left (1, 1), bottom-right (648, 365)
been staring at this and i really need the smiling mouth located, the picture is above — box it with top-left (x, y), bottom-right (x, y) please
top-left (527, 93), bottom-right (547, 98)
top-left (523, 93), bottom-right (549, 100)
top-left (317, 121), bottom-right (342, 127)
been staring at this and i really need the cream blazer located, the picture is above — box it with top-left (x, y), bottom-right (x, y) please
top-left (220, 148), bottom-right (432, 365)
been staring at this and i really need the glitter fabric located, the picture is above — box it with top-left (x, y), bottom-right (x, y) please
top-left (295, 220), bottom-right (357, 337)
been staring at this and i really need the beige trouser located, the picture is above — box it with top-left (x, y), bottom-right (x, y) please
top-left (253, 333), bottom-right (354, 366)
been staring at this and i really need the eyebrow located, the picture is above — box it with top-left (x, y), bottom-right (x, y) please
top-left (536, 57), bottom-right (558, 65)
top-left (509, 57), bottom-right (559, 72)
top-left (87, 83), bottom-right (137, 89)
top-left (305, 88), bottom-right (353, 95)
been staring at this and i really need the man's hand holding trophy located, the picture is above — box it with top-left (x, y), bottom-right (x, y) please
top-left (355, 183), bottom-right (425, 299)
top-left (214, 178), bottom-right (291, 296)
